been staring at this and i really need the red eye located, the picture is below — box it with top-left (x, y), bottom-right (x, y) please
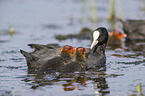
top-left (100, 36), bottom-right (102, 37)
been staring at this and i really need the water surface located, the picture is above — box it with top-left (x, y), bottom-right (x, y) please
top-left (0, 0), bottom-right (145, 96)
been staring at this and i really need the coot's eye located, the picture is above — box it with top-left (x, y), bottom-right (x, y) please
top-left (100, 36), bottom-right (102, 37)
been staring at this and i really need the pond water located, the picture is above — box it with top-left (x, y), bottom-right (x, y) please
top-left (0, 0), bottom-right (145, 96)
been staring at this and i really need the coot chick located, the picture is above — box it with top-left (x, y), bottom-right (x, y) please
top-left (39, 45), bottom-right (76, 71)
top-left (108, 30), bottom-right (126, 48)
top-left (59, 47), bottom-right (87, 73)
top-left (85, 27), bottom-right (109, 69)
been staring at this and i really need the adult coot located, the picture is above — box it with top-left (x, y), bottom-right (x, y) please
top-left (85, 27), bottom-right (109, 69)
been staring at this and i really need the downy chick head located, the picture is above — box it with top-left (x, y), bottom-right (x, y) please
top-left (76, 47), bottom-right (87, 62)
top-left (112, 30), bottom-right (127, 41)
top-left (60, 45), bottom-right (76, 59)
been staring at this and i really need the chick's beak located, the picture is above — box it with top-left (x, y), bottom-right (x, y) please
top-left (122, 33), bottom-right (127, 37)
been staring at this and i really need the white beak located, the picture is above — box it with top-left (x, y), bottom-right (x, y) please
top-left (90, 31), bottom-right (100, 49)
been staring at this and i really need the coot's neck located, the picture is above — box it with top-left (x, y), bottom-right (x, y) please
top-left (93, 44), bottom-right (106, 54)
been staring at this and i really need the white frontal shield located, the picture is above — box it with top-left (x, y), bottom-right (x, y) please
top-left (90, 31), bottom-right (100, 49)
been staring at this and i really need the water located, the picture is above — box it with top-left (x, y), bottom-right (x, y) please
top-left (0, 0), bottom-right (145, 96)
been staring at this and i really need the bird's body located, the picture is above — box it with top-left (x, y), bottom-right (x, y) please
top-left (85, 27), bottom-right (109, 69)
top-left (122, 20), bottom-right (145, 41)
top-left (20, 44), bottom-right (75, 73)
top-left (86, 45), bottom-right (106, 69)
top-left (20, 27), bottom-right (109, 73)
top-left (39, 45), bottom-right (76, 71)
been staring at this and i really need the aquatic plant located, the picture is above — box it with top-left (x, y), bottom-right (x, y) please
top-left (108, 0), bottom-right (115, 21)
top-left (108, 0), bottom-right (117, 30)
top-left (79, 0), bottom-right (97, 23)
top-left (141, 0), bottom-right (145, 12)
top-left (9, 27), bottom-right (14, 39)
top-left (91, 0), bottom-right (97, 22)
top-left (9, 27), bottom-right (14, 35)
top-left (136, 83), bottom-right (142, 96)
top-left (117, 0), bottom-right (124, 20)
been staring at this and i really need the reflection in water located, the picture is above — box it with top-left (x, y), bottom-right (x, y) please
top-left (61, 73), bottom-right (87, 91)
top-left (125, 40), bottom-right (145, 57)
top-left (22, 69), bottom-right (110, 95)
top-left (125, 41), bottom-right (145, 51)
top-left (0, 40), bottom-right (8, 43)
top-left (62, 82), bottom-right (77, 91)
top-left (88, 70), bottom-right (110, 95)
top-left (93, 77), bottom-right (109, 95)
top-left (107, 40), bottom-right (145, 65)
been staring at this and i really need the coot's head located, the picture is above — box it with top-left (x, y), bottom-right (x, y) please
top-left (90, 27), bottom-right (109, 49)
